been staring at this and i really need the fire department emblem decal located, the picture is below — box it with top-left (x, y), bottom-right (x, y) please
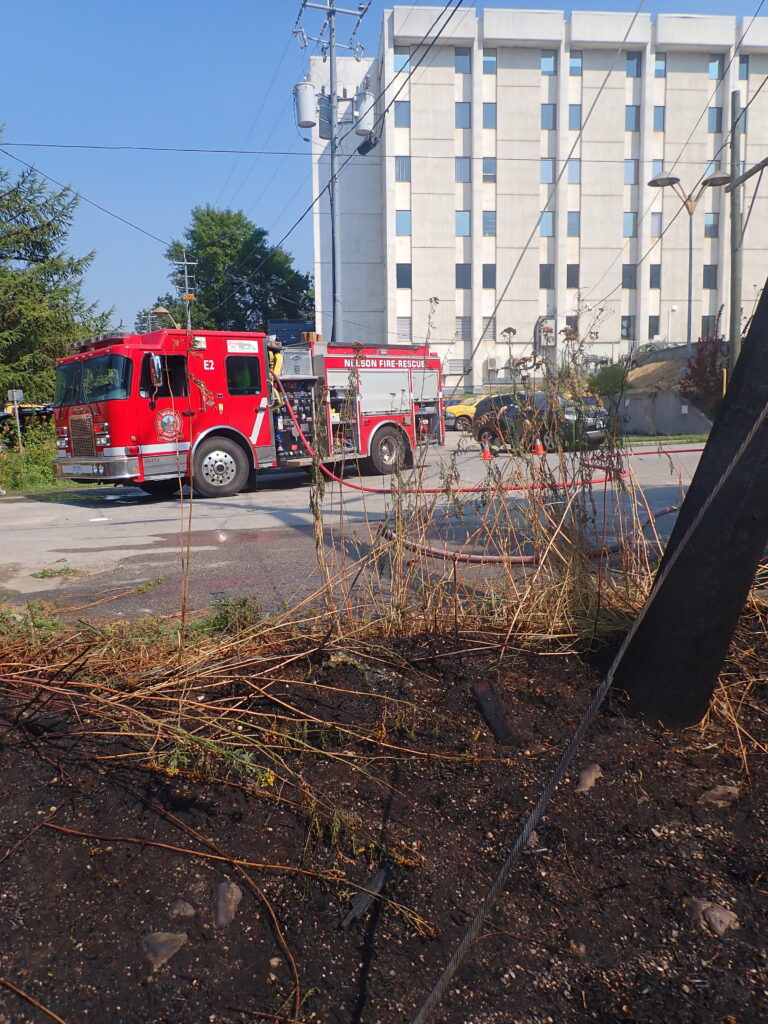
top-left (154, 408), bottom-right (184, 441)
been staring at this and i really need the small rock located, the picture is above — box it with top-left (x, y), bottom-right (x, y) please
top-left (170, 899), bottom-right (196, 918)
top-left (575, 764), bottom-right (603, 793)
top-left (142, 932), bottom-right (187, 970)
top-left (697, 785), bottom-right (740, 809)
top-left (686, 898), bottom-right (740, 937)
top-left (212, 880), bottom-right (243, 929)
top-left (269, 957), bottom-right (281, 968)
top-left (525, 830), bottom-right (540, 849)
top-left (568, 939), bottom-right (587, 959)
top-left (267, 972), bottom-right (278, 984)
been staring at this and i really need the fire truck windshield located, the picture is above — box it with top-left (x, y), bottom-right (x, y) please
top-left (54, 354), bottom-right (133, 406)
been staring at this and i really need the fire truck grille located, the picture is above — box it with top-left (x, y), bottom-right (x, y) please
top-left (69, 414), bottom-right (96, 457)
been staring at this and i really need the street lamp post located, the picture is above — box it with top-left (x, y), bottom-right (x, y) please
top-left (648, 173), bottom-right (731, 357)
top-left (667, 304), bottom-right (678, 343)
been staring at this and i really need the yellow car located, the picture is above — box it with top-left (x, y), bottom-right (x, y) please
top-left (445, 394), bottom-right (485, 431)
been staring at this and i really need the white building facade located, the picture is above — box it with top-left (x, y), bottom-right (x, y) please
top-left (307, 8), bottom-right (768, 389)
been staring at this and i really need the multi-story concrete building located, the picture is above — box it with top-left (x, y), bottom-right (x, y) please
top-left (306, 7), bottom-right (768, 389)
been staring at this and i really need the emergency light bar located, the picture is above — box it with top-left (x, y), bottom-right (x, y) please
top-left (66, 333), bottom-right (130, 353)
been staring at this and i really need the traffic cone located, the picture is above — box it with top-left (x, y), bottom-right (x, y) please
top-left (532, 437), bottom-right (545, 455)
top-left (481, 441), bottom-right (493, 461)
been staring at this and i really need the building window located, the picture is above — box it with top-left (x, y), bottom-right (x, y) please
top-left (540, 211), bottom-right (555, 237)
top-left (396, 263), bottom-right (412, 288)
top-left (709, 54), bottom-right (723, 80)
top-left (455, 157), bottom-right (471, 182)
top-left (483, 48), bottom-right (497, 75)
top-left (397, 317), bottom-right (412, 343)
top-left (455, 47), bottom-right (471, 74)
top-left (482, 157), bottom-right (496, 183)
top-left (652, 158), bottom-right (664, 177)
top-left (736, 109), bottom-right (747, 134)
top-left (649, 315), bottom-right (660, 339)
top-left (655, 52), bottom-right (666, 78)
top-left (482, 316), bottom-right (496, 339)
top-left (394, 46), bottom-right (410, 72)
top-left (455, 316), bottom-right (471, 341)
top-left (396, 210), bottom-right (412, 235)
top-left (626, 51), bottom-right (642, 77)
top-left (708, 107), bottom-right (722, 133)
top-left (702, 314), bottom-right (716, 337)
top-left (455, 263), bottom-right (471, 289)
top-left (567, 263), bottom-right (580, 288)
top-left (625, 105), bottom-right (640, 132)
top-left (704, 212), bottom-right (719, 238)
top-left (568, 158), bottom-right (581, 184)
top-left (622, 264), bottom-right (637, 289)
top-left (739, 54), bottom-right (749, 80)
top-left (541, 49), bottom-right (557, 75)
top-left (541, 103), bottom-right (556, 130)
top-left (650, 264), bottom-right (661, 289)
top-left (706, 159), bottom-right (722, 178)
top-left (621, 315), bottom-right (636, 340)
top-left (567, 211), bottom-right (580, 237)
top-left (650, 211), bottom-right (662, 237)
top-left (565, 315), bottom-right (579, 333)
top-left (395, 155), bottom-right (411, 181)
top-left (482, 264), bottom-right (496, 289)
top-left (540, 263), bottom-right (555, 288)
top-left (654, 106), bottom-right (665, 132)
top-left (569, 104), bottom-right (581, 130)
top-left (455, 210), bottom-right (470, 236)
top-left (455, 102), bottom-right (471, 129)
top-left (483, 102), bottom-right (497, 129)
top-left (570, 50), bottom-right (582, 76)
top-left (623, 212), bottom-right (637, 237)
top-left (394, 101), bottom-right (410, 127)
top-left (540, 158), bottom-right (555, 184)
top-left (624, 159), bottom-right (638, 185)
top-left (703, 264), bottom-right (718, 289)
top-left (483, 210), bottom-right (497, 236)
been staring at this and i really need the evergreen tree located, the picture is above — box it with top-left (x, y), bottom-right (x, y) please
top-left (0, 162), bottom-right (109, 402)
top-left (136, 205), bottom-right (313, 332)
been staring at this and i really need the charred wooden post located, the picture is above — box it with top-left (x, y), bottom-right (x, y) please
top-left (612, 277), bottom-right (768, 726)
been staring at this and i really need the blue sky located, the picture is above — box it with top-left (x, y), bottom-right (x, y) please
top-left (0, 0), bottom-right (760, 327)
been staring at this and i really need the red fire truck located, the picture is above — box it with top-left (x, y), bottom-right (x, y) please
top-left (52, 329), bottom-right (444, 497)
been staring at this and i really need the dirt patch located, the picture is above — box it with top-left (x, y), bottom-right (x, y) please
top-left (627, 358), bottom-right (688, 391)
top-left (1, 638), bottom-right (766, 1024)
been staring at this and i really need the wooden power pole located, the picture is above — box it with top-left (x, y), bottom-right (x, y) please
top-left (612, 277), bottom-right (768, 726)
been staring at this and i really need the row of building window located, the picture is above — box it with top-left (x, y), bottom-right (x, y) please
top-left (395, 261), bottom-right (719, 291)
top-left (394, 45), bottom-right (749, 81)
top-left (396, 208), bottom-right (720, 238)
top-left (395, 152), bottom-right (726, 189)
top-left (395, 100), bottom-right (735, 134)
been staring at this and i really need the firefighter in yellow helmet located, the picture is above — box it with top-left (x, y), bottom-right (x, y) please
top-left (267, 339), bottom-right (284, 407)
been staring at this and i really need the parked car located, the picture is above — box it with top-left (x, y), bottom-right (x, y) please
top-left (444, 394), bottom-right (486, 431)
top-left (472, 390), bottom-right (608, 452)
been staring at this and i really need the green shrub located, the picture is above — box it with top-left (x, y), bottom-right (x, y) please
top-left (0, 418), bottom-right (57, 492)
top-left (586, 362), bottom-right (630, 396)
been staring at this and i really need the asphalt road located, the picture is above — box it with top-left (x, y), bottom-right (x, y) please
top-left (0, 434), bottom-right (702, 621)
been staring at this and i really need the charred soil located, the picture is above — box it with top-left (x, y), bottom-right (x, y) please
top-left (0, 629), bottom-right (766, 1024)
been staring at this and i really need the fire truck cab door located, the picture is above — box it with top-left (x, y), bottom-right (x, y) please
top-left (220, 343), bottom-right (272, 456)
top-left (137, 353), bottom-right (193, 473)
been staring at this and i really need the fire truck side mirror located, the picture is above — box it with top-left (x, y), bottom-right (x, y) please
top-left (149, 354), bottom-right (164, 390)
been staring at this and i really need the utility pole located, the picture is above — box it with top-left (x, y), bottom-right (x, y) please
top-left (293, 2), bottom-right (370, 348)
top-left (729, 90), bottom-right (743, 374)
top-left (173, 249), bottom-right (198, 331)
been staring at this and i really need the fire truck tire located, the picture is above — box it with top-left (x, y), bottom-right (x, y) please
top-left (193, 437), bottom-right (249, 497)
top-left (364, 426), bottom-right (407, 475)
top-left (139, 479), bottom-right (181, 498)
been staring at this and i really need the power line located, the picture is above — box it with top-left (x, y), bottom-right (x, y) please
top-left (0, 147), bottom-right (171, 247)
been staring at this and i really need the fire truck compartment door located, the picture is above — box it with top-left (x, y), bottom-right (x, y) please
top-left (412, 367), bottom-right (439, 402)
top-left (358, 370), bottom-right (411, 415)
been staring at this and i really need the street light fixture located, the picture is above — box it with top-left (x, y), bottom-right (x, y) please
top-left (152, 306), bottom-right (181, 330)
top-left (648, 172), bottom-right (731, 356)
top-left (667, 304), bottom-right (679, 343)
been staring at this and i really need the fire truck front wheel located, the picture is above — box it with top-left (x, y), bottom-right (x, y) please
top-left (193, 437), bottom-right (250, 498)
top-left (364, 426), bottom-right (407, 475)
